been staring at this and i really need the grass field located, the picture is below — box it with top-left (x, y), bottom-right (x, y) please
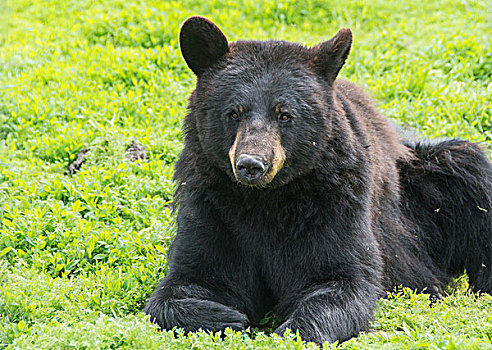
top-left (0, 0), bottom-right (491, 348)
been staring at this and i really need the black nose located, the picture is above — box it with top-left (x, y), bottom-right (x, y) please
top-left (236, 154), bottom-right (267, 180)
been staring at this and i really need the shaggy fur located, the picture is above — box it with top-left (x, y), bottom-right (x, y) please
top-left (144, 17), bottom-right (492, 345)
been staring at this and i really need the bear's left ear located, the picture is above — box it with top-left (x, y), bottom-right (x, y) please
top-left (180, 16), bottom-right (229, 76)
top-left (312, 28), bottom-right (352, 84)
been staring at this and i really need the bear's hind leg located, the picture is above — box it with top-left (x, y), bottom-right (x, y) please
top-left (399, 139), bottom-right (492, 294)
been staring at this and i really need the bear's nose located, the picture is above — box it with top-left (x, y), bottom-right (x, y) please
top-left (236, 154), bottom-right (267, 180)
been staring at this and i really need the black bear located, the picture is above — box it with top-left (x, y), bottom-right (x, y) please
top-left (144, 16), bottom-right (492, 345)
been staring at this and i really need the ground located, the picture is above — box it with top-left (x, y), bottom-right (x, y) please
top-left (0, 0), bottom-right (490, 349)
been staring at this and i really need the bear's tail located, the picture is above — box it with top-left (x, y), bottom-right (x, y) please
top-left (398, 139), bottom-right (492, 294)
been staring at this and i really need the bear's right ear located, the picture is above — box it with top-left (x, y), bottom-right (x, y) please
top-left (180, 17), bottom-right (229, 76)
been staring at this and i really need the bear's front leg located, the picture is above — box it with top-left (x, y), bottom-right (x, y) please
top-left (274, 280), bottom-right (378, 345)
top-left (144, 190), bottom-right (252, 334)
top-left (144, 278), bottom-right (248, 333)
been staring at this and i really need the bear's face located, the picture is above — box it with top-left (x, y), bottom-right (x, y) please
top-left (197, 43), bottom-right (330, 188)
top-left (180, 17), bottom-right (352, 188)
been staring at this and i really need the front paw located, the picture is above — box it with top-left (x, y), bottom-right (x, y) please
top-left (145, 298), bottom-right (248, 333)
top-left (191, 299), bottom-right (248, 332)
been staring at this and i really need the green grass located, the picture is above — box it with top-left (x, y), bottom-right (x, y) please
top-left (0, 0), bottom-right (491, 348)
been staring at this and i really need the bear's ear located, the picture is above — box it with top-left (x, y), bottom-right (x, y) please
top-left (312, 28), bottom-right (352, 84)
top-left (180, 16), bottom-right (229, 76)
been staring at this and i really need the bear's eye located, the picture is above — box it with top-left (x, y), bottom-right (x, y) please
top-left (229, 112), bottom-right (240, 120)
top-left (279, 112), bottom-right (292, 123)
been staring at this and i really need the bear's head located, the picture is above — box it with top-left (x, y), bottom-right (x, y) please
top-left (180, 16), bottom-right (352, 188)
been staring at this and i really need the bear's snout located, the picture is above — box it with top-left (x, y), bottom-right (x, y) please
top-left (235, 154), bottom-right (268, 183)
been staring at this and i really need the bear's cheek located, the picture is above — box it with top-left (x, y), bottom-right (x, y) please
top-left (194, 115), bottom-right (236, 172)
top-left (278, 130), bottom-right (324, 177)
